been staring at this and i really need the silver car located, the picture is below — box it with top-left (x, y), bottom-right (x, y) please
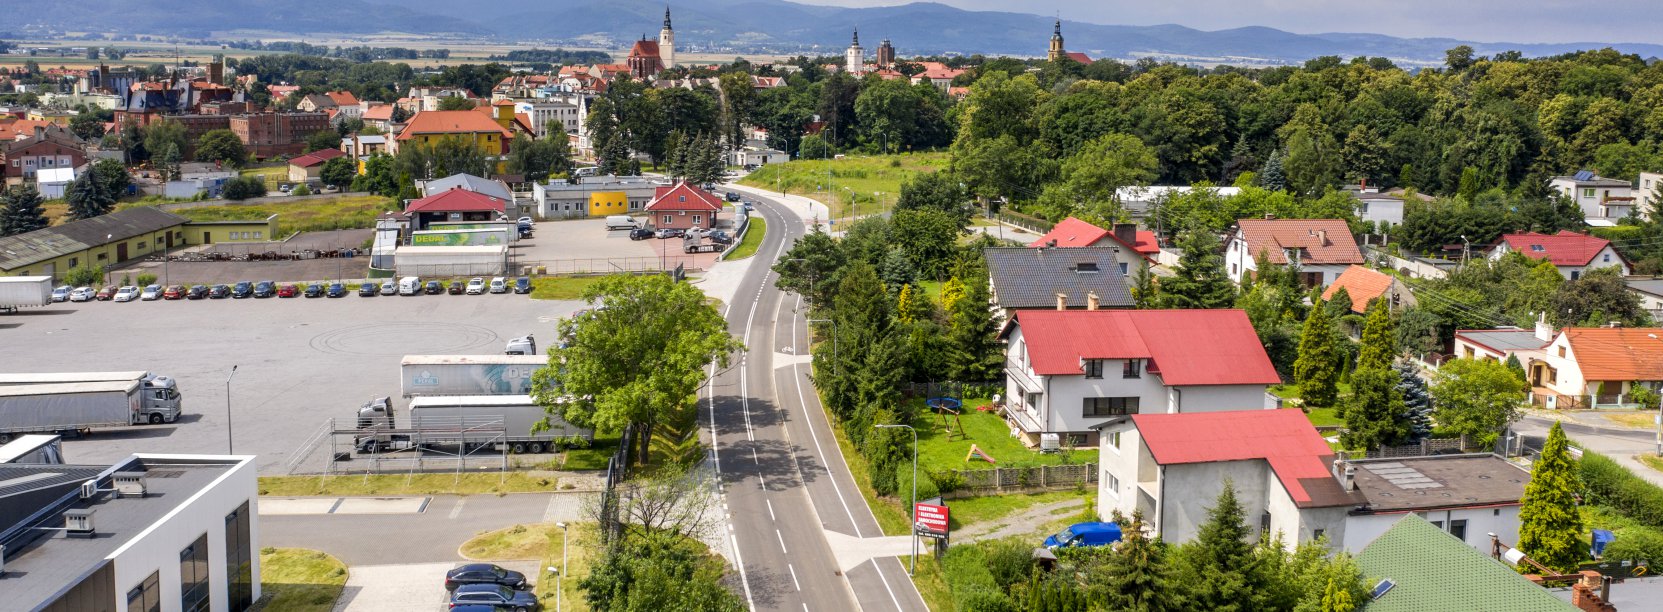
top-left (50, 285), bottom-right (70, 302)
top-left (140, 285), bottom-right (163, 300)
top-left (379, 281), bottom-right (398, 296)
top-left (68, 286), bottom-right (96, 302)
top-left (113, 286), bottom-right (141, 302)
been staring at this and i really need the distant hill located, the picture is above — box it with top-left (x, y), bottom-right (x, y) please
top-left (18, 0), bottom-right (1663, 65)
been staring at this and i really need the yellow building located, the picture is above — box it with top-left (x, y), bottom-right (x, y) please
top-left (186, 215), bottom-right (280, 244)
top-left (587, 191), bottom-right (631, 216)
top-left (26, 109), bottom-right (75, 126)
top-left (394, 110), bottom-right (512, 157)
top-left (0, 207), bottom-right (187, 278)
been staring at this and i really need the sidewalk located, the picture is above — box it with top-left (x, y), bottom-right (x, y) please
top-left (725, 182), bottom-right (832, 226)
top-left (1516, 411), bottom-right (1663, 488)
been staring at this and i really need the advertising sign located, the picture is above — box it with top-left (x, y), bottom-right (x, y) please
top-left (914, 502), bottom-right (950, 538)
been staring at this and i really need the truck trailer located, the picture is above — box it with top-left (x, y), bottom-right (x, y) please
top-left (0, 379), bottom-right (184, 442)
top-left (354, 394), bottom-right (591, 454)
top-left (0, 276), bottom-right (53, 313)
top-left (400, 355), bottom-right (548, 397)
top-left (0, 371), bottom-right (185, 425)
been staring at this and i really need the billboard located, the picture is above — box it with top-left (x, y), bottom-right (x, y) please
top-left (914, 502), bottom-right (950, 538)
top-left (411, 228), bottom-right (510, 246)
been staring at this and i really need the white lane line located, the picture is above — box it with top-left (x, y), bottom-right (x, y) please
top-left (766, 498), bottom-right (776, 521)
top-left (731, 533), bottom-right (757, 611)
top-left (752, 447), bottom-right (759, 464)
top-left (447, 497), bottom-right (466, 519)
top-left (870, 559), bottom-right (906, 612)
top-left (540, 495), bottom-right (560, 523)
top-left (776, 529), bottom-right (789, 554)
top-left (758, 473), bottom-right (767, 489)
top-left (788, 563), bottom-right (802, 591)
top-left (790, 292), bottom-right (864, 538)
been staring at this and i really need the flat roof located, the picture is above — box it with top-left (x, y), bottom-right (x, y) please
top-left (1455, 329), bottom-right (1551, 353)
top-left (1, 456), bottom-right (243, 609)
top-left (1350, 454), bottom-right (1528, 513)
top-left (0, 380), bottom-right (139, 396)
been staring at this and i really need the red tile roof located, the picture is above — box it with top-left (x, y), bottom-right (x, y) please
top-left (1563, 327), bottom-right (1663, 381)
top-left (325, 90), bottom-right (359, 106)
top-left (1029, 217), bottom-right (1158, 257)
top-left (288, 148), bottom-right (346, 168)
top-left (1234, 218), bottom-right (1363, 265)
top-left (396, 110), bottom-right (513, 141)
top-left (1321, 265), bottom-right (1393, 313)
top-left (647, 182), bottom-right (724, 213)
top-left (1500, 230), bottom-right (1613, 267)
top-left (1065, 52), bottom-right (1093, 65)
top-left (629, 40), bottom-right (661, 58)
top-left (362, 105), bottom-right (394, 121)
top-left (404, 188), bottom-right (507, 214)
top-left (1006, 309), bottom-right (1280, 386)
top-left (1132, 409), bottom-right (1348, 507)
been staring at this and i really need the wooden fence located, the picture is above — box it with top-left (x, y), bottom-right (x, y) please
top-left (944, 462), bottom-right (1096, 498)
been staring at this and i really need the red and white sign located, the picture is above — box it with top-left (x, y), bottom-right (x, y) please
top-left (914, 502), bottom-right (950, 537)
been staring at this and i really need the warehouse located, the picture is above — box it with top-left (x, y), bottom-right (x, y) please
top-left (0, 207), bottom-right (187, 278)
top-left (532, 175), bottom-right (662, 219)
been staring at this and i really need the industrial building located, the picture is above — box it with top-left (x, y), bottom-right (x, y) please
top-left (531, 175), bottom-right (663, 219)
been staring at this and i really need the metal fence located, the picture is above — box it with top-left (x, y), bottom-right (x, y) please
top-left (945, 463), bottom-right (1097, 497)
top-left (993, 210), bottom-right (1056, 234)
top-left (598, 427), bottom-right (633, 545)
top-left (1356, 437), bottom-right (1469, 459)
top-left (511, 256), bottom-right (709, 276)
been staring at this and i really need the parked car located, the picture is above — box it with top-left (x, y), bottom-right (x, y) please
top-left (232, 281), bottom-right (254, 299)
top-left (513, 277), bottom-right (531, 294)
top-left (358, 283), bottom-right (378, 297)
top-left (327, 283), bottom-right (347, 298)
top-left (69, 286), bottom-right (96, 302)
top-left (379, 280), bottom-right (397, 296)
top-left (253, 281), bottom-right (276, 298)
top-left (654, 228), bottom-right (684, 239)
top-left (628, 228), bottom-right (654, 240)
top-left (1044, 522), bottom-right (1122, 549)
top-left (425, 280), bottom-right (444, 295)
top-left (161, 285), bottom-right (185, 300)
top-left (449, 584), bottom-right (540, 611)
top-left (140, 285), bottom-right (163, 301)
top-left (276, 283), bottom-right (299, 298)
top-left (304, 283), bottom-right (325, 298)
top-left (448, 280), bottom-right (465, 295)
top-left (709, 230), bottom-right (732, 244)
top-left (444, 563), bottom-right (528, 592)
top-left (488, 277), bottom-right (508, 294)
top-left (112, 286), bottom-right (140, 302)
top-left (187, 285), bottom-right (209, 300)
top-left (95, 285), bottom-right (118, 301)
top-left (466, 278), bottom-right (486, 295)
top-left (209, 284), bottom-right (231, 299)
top-left (51, 285), bottom-right (71, 302)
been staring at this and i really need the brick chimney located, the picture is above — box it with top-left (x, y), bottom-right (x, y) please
top-left (1087, 292), bottom-right (1100, 311)
top-left (33, 125), bottom-right (45, 141)
top-left (1315, 228), bottom-right (1329, 246)
top-left (1571, 571), bottom-right (1616, 612)
top-left (1055, 293), bottom-right (1067, 311)
top-left (1113, 223), bottom-right (1137, 247)
top-left (1535, 313), bottom-right (1554, 342)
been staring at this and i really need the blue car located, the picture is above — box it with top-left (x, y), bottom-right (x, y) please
top-left (1044, 522), bottom-right (1122, 549)
top-left (327, 283), bottom-right (347, 298)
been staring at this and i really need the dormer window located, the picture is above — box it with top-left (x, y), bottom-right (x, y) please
top-left (1074, 262), bottom-right (1098, 273)
top-left (1530, 244), bottom-right (1545, 252)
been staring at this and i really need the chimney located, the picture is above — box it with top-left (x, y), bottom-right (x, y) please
top-left (113, 471), bottom-right (148, 497)
top-left (33, 125), bottom-right (45, 141)
top-left (1535, 313), bottom-right (1554, 342)
top-left (1055, 293), bottom-right (1067, 311)
top-left (1316, 228), bottom-right (1329, 246)
top-left (1113, 223), bottom-right (1137, 246)
top-left (1263, 213), bottom-right (1275, 220)
top-left (1087, 292), bottom-right (1100, 311)
top-left (1333, 459), bottom-right (1355, 490)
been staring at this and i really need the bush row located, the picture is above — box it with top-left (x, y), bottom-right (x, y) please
top-left (1580, 451), bottom-right (1663, 527)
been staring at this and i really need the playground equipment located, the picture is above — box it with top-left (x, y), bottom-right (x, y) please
top-left (928, 396), bottom-right (966, 441)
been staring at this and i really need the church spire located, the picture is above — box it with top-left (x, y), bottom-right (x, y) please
top-left (664, 6), bottom-right (672, 29)
top-left (852, 28), bottom-right (860, 46)
top-left (1053, 18), bottom-right (1061, 38)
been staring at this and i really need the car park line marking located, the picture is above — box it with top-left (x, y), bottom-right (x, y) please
top-left (326, 497), bottom-right (344, 514)
top-left (789, 563), bottom-right (802, 591)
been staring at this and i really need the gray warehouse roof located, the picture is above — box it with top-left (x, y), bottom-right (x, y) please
top-left (0, 207), bottom-right (186, 271)
top-left (984, 247), bottom-right (1135, 310)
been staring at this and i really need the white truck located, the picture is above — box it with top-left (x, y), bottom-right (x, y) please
top-left (0, 379), bottom-right (184, 443)
top-left (0, 276), bottom-right (53, 313)
top-left (400, 355), bottom-right (548, 397)
top-left (0, 371), bottom-right (185, 425)
top-left (354, 394), bottom-right (591, 454)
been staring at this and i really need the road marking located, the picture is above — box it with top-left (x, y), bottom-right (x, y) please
top-left (447, 497), bottom-right (466, 519)
top-left (788, 563), bottom-right (802, 591)
top-left (766, 498), bottom-right (776, 521)
top-left (541, 495), bottom-right (561, 523)
top-left (730, 533), bottom-right (757, 611)
top-left (790, 293), bottom-right (864, 538)
top-left (758, 473), bottom-right (767, 489)
top-left (752, 447), bottom-right (759, 464)
top-left (776, 529), bottom-right (789, 554)
top-left (870, 559), bottom-right (906, 612)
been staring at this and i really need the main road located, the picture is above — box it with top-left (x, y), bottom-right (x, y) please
top-left (704, 186), bottom-right (930, 611)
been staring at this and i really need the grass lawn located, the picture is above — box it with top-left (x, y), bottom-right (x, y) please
top-left (913, 398), bottom-right (1096, 469)
top-left (1297, 407), bottom-right (1345, 428)
top-left (122, 195), bottom-right (397, 236)
top-left (726, 217), bottom-right (766, 260)
top-left (917, 280), bottom-right (944, 302)
top-left (1604, 413), bottom-right (1656, 429)
top-left (912, 555), bottom-right (953, 612)
top-left (459, 522), bottom-right (594, 612)
top-left (256, 548), bottom-right (348, 612)
top-left (738, 152), bottom-right (947, 219)
top-left (557, 435), bottom-right (619, 470)
top-left (945, 489), bottom-right (1090, 532)
top-left (1636, 454), bottom-right (1663, 473)
top-left (257, 472), bottom-right (558, 496)
top-left (529, 275), bottom-right (609, 300)
top-left (461, 523), bottom-right (564, 561)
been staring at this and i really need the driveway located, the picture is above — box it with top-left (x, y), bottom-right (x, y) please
top-left (261, 492), bottom-right (594, 566)
top-left (332, 560), bottom-right (542, 612)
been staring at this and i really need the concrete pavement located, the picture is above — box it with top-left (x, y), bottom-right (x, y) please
top-left (259, 492), bottom-right (593, 566)
top-left (1516, 412), bottom-right (1663, 487)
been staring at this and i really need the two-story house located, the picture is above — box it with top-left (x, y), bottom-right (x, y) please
top-left (1, 125), bottom-right (87, 181)
top-left (1488, 230), bottom-right (1629, 280)
top-left (1224, 218), bottom-right (1363, 287)
top-left (1027, 216), bottom-right (1158, 277)
top-left (998, 309), bottom-right (1279, 447)
top-left (1549, 171), bottom-right (1634, 225)
top-left (1529, 326), bottom-right (1663, 409)
top-left (984, 247), bottom-right (1134, 318)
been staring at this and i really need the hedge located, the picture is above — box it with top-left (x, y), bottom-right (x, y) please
top-left (1580, 451), bottom-right (1663, 527)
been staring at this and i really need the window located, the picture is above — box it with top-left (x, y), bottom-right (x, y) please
top-left (663, 215), bottom-right (672, 225)
top-left (226, 501), bottom-right (254, 611)
top-left (1066, 433), bottom-right (1088, 446)
top-left (1083, 397), bottom-right (1139, 417)
top-left (1571, 270), bottom-right (1581, 280)
top-left (180, 533), bottom-right (211, 612)
top-left (69, 257), bottom-right (78, 268)
top-left (1313, 529), bottom-right (1326, 541)
top-left (1107, 430), bottom-right (1122, 451)
top-left (1025, 392), bottom-right (1042, 410)
top-left (1073, 262), bottom-right (1099, 273)
top-left (253, 231), bottom-right (262, 239)
top-left (1119, 262), bottom-right (1129, 276)
top-left (127, 571), bottom-right (161, 612)
top-left (1083, 359), bottom-right (1104, 379)
top-left (1106, 474), bottom-right (1120, 499)
top-left (1559, 346), bottom-right (1567, 358)
top-left (1584, 188), bottom-right (1596, 198)
top-left (679, 195), bottom-right (686, 202)
top-left (1123, 359), bottom-right (1142, 379)
top-left (1603, 253), bottom-right (1611, 262)
top-left (1260, 512), bottom-right (1272, 534)
top-left (1430, 520), bottom-right (1443, 529)
top-left (692, 215), bottom-right (701, 225)
top-left (1449, 519), bottom-right (1467, 542)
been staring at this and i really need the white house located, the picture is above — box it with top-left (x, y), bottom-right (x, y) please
top-left (1225, 218), bottom-right (1364, 287)
top-left (1529, 326), bottom-right (1663, 409)
top-left (1549, 171), bottom-right (1634, 225)
top-left (1639, 171), bottom-right (1663, 220)
top-left (1350, 189), bottom-right (1405, 227)
top-left (731, 148), bottom-right (789, 167)
top-left (1625, 278), bottom-right (1663, 320)
top-left (1488, 230), bottom-right (1629, 280)
top-left (36, 166), bottom-right (75, 198)
top-left (1115, 185), bottom-right (1241, 219)
top-left (999, 309), bottom-right (1280, 448)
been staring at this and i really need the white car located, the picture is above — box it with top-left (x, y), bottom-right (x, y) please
top-left (466, 278), bottom-right (486, 295)
top-left (113, 286), bottom-right (141, 302)
top-left (488, 277), bottom-right (508, 294)
top-left (50, 285), bottom-right (71, 302)
top-left (140, 285), bottom-right (163, 301)
top-left (68, 286), bottom-right (96, 302)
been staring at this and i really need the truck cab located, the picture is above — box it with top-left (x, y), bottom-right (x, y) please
top-left (135, 375), bottom-right (184, 424)
top-left (354, 396), bottom-right (400, 452)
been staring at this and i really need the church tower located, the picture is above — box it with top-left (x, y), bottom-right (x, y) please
top-left (659, 6), bottom-right (676, 69)
top-left (845, 29), bottom-right (866, 75)
top-left (1048, 19), bottom-right (1065, 62)
top-left (876, 38), bottom-right (895, 68)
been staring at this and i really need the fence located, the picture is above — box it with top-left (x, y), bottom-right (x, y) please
top-left (1353, 436), bottom-right (1469, 459)
top-left (512, 256), bottom-right (710, 275)
top-left (993, 210), bottom-right (1055, 234)
top-left (945, 463), bottom-right (1097, 497)
top-left (598, 426), bottom-right (633, 545)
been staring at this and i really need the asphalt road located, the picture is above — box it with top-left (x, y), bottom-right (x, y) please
top-left (707, 188), bottom-right (928, 612)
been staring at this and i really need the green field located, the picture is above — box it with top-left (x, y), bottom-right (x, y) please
top-left (529, 275), bottom-right (609, 300)
top-left (126, 195), bottom-right (397, 236)
top-left (913, 398), bottom-right (1096, 470)
top-left (739, 152), bottom-right (948, 220)
top-left (726, 217), bottom-right (766, 260)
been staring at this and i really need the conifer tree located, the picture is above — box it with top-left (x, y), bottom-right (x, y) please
top-left (1518, 422), bottom-right (1588, 573)
top-left (1396, 360), bottom-right (1434, 441)
top-left (1295, 301), bottom-right (1341, 408)
top-left (64, 171), bottom-right (114, 220)
top-left (1096, 510), bottom-right (1184, 611)
top-left (1341, 366), bottom-right (1411, 450)
top-left (1320, 577), bottom-right (1355, 612)
top-left (1357, 301), bottom-right (1395, 370)
top-left (0, 185), bottom-right (48, 236)
top-left (1175, 482), bottom-right (1252, 610)
top-left (947, 263), bottom-right (1001, 381)
top-left (1159, 228), bottom-right (1234, 309)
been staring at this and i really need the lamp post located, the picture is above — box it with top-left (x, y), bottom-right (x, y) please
top-left (225, 365), bottom-right (238, 454)
top-left (555, 522), bottom-right (569, 612)
top-left (807, 318), bottom-right (838, 381)
top-left (876, 423), bottom-right (918, 576)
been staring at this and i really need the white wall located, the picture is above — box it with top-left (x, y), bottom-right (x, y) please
top-left (1357, 197), bottom-right (1404, 226)
top-left (1171, 384), bottom-right (1273, 413)
top-left (1342, 506), bottom-right (1520, 554)
top-left (107, 456), bottom-right (260, 612)
top-left (1225, 233), bottom-right (1253, 284)
top-left (1160, 460), bottom-right (1272, 544)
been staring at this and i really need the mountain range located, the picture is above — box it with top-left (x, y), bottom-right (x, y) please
top-left (16, 0), bottom-right (1663, 65)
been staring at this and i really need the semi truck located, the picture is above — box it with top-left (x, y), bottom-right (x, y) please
top-left (0, 276), bottom-right (53, 313)
top-left (400, 355), bottom-right (547, 397)
top-left (0, 379), bottom-right (184, 443)
top-left (353, 394), bottom-right (591, 454)
top-left (0, 372), bottom-right (185, 426)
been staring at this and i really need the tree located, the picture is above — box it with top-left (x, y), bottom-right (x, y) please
top-left (221, 176), bottom-right (268, 200)
top-left (155, 143), bottom-right (182, 182)
top-left (1259, 149), bottom-right (1287, 192)
top-left (141, 119), bottom-right (186, 164)
top-left (888, 208), bottom-right (962, 279)
top-left (91, 158), bottom-right (131, 198)
top-left (772, 229), bottom-right (845, 308)
top-left (597, 135), bottom-right (632, 176)
top-left (1550, 266), bottom-right (1650, 327)
top-left (1091, 510), bottom-right (1185, 611)
top-left (69, 113), bottom-right (106, 141)
top-left (437, 96), bottom-right (476, 111)
top-left (507, 134), bottom-right (574, 183)
top-left (194, 129), bottom-right (246, 167)
top-left (1341, 366), bottom-right (1412, 450)
top-left (947, 264), bottom-right (1001, 381)
top-left (1517, 422), bottom-right (1588, 573)
top-left (1295, 301), bottom-right (1341, 408)
top-left (64, 171), bottom-right (114, 220)
top-left (1319, 577), bottom-right (1356, 612)
top-left (1038, 132), bottom-right (1159, 221)
top-left (530, 274), bottom-right (742, 464)
top-left (894, 171), bottom-right (970, 226)
top-left (1396, 361), bottom-right (1435, 441)
top-left (319, 156), bottom-right (356, 189)
top-left (1158, 229), bottom-right (1234, 309)
top-left (1445, 45), bottom-right (1476, 72)
top-left (1174, 482), bottom-right (1252, 611)
top-left (0, 185), bottom-right (48, 236)
top-left (1357, 303), bottom-right (1395, 370)
top-left (304, 129), bottom-right (340, 153)
top-left (1431, 358), bottom-right (1526, 443)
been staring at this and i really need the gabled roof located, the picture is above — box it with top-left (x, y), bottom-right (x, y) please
top-left (422, 173), bottom-right (511, 203)
top-left (1499, 230), bottom-right (1613, 267)
top-left (404, 188), bottom-right (507, 214)
top-left (629, 39), bottom-right (661, 59)
top-left (1131, 409), bottom-right (1354, 508)
top-left (1234, 218), bottom-right (1363, 266)
top-left (1356, 515), bottom-right (1572, 612)
top-left (1454, 329), bottom-right (1550, 354)
top-left (1065, 52), bottom-right (1093, 65)
top-left (396, 110), bottom-right (513, 141)
top-left (984, 247), bottom-right (1134, 310)
top-left (362, 105), bottom-right (395, 121)
top-left (325, 90), bottom-right (359, 106)
top-left (1321, 265), bottom-right (1394, 313)
top-left (1027, 216), bottom-right (1159, 256)
top-left (0, 207), bottom-right (187, 270)
top-left (300, 93), bottom-right (335, 108)
top-left (1563, 327), bottom-right (1663, 381)
top-left (646, 182), bottom-right (723, 213)
top-left (1004, 309), bottom-right (1279, 386)
top-left (288, 148), bottom-right (346, 168)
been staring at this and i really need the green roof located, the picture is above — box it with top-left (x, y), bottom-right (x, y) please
top-left (1356, 515), bottom-right (1573, 612)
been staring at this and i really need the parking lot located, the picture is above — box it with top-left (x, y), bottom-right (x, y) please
top-left (515, 218), bottom-right (726, 273)
top-left (0, 290), bottom-right (587, 473)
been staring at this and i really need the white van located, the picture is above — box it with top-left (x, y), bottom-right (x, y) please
top-left (604, 215), bottom-right (638, 230)
top-left (398, 276), bottom-right (421, 296)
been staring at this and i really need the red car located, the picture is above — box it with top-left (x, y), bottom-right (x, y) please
top-left (162, 285), bottom-right (186, 300)
top-left (277, 283), bottom-right (299, 298)
top-left (95, 285), bottom-right (118, 301)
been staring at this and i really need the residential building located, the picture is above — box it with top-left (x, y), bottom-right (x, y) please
top-left (645, 181), bottom-right (723, 230)
top-left (228, 112), bottom-right (330, 159)
top-left (1098, 409), bottom-right (1358, 550)
top-left (405, 87), bottom-right (474, 112)
top-left (1225, 218), bottom-right (1364, 287)
top-left (730, 147), bottom-right (789, 167)
top-left (0, 451), bottom-right (260, 612)
top-left (1625, 277), bottom-right (1663, 320)
top-left (295, 93), bottom-right (336, 113)
top-left (1453, 322), bottom-right (1552, 365)
top-left (1489, 230), bottom-right (1629, 280)
top-left (0, 207), bottom-right (187, 278)
top-left (1355, 515), bottom-right (1573, 612)
top-left (286, 148), bottom-right (346, 183)
top-left (2, 125), bottom-right (86, 181)
top-left (340, 134), bottom-right (388, 158)
top-left (1639, 171), bottom-right (1663, 220)
top-left (1348, 187), bottom-right (1406, 227)
top-left (1549, 171), bottom-right (1635, 225)
top-left (1530, 326), bottom-right (1663, 408)
top-left (35, 166), bottom-right (76, 198)
top-left (984, 247), bottom-right (1135, 315)
top-left (404, 187), bottom-right (508, 230)
top-left (999, 309), bottom-right (1280, 447)
top-left (420, 173), bottom-right (513, 203)
top-left (394, 110), bottom-right (513, 157)
top-left (910, 62), bottom-right (965, 92)
top-left (532, 175), bottom-right (663, 219)
top-left (361, 104), bottom-right (398, 133)
top-left (1027, 217), bottom-right (1158, 276)
top-left (1342, 454), bottom-right (1530, 553)
top-left (845, 30), bottom-right (866, 75)
top-left (1115, 185), bottom-right (1241, 219)
top-left (517, 100), bottom-right (581, 136)
top-left (1321, 265), bottom-right (1417, 313)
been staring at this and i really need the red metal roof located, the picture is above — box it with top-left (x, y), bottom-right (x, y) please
top-left (1500, 230), bottom-right (1612, 267)
top-left (1132, 409), bottom-right (1344, 507)
top-left (1007, 309), bottom-right (1280, 386)
top-left (647, 182), bottom-right (724, 213)
top-left (1028, 216), bottom-right (1158, 256)
top-left (404, 188), bottom-right (506, 214)
top-left (288, 148), bottom-right (346, 168)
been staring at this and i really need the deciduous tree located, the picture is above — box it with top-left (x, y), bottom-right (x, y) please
top-left (194, 129), bottom-right (247, 167)
top-left (1431, 357), bottom-right (1526, 443)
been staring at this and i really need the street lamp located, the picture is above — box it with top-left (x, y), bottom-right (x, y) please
top-left (554, 522), bottom-right (569, 612)
top-left (225, 365), bottom-right (238, 454)
top-left (807, 318), bottom-right (838, 381)
top-left (876, 423), bottom-right (918, 576)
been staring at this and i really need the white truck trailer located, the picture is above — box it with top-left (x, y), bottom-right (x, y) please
top-left (0, 379), bottom-right (183, 443)
top-left (0, 276), bottom-right (53, 313)
top-left (400, 355), bottom-right (548, 397)
top-left (0, 371), bottom-right (185, 426)
top-left (354, 394), bottom-right (591, 454)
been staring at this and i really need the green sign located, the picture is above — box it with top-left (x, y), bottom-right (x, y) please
top-left (411, 230), bottom-right (507, 246)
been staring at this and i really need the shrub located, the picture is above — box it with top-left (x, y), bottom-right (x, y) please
top-left (136, 273), bottom-right (157, 286)
top-left (1630, 386), bottom-right (1659, 410)
top-left (291, 183), bottom-right (311, 196)
top-left (1602, 524), bottom-right (1663, 562)
top-left (62, 264), bottom-right (105, 287)
top-left (956, 584), bottom-right (1018, 612)
top-left (928, 468), bottom-right (964, 494)
top-left (222, 176), bottom-right (267, 200)
top-left (981, 538), bottom-right (1035, 591)
top-left (895, 465), bottom-right (940, 501)
top-left (1581, 451), bottom-right (1663, 527)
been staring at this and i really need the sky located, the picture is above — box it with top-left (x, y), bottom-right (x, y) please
top-left (797, 0), bottom-right (1659, 45)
